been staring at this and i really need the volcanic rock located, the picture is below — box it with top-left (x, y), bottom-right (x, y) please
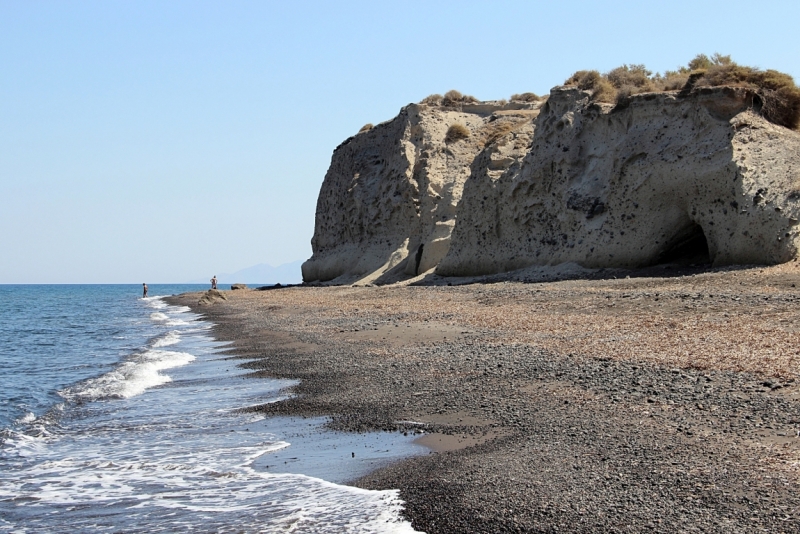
top-left (303, 86), bottom-right (800, 283)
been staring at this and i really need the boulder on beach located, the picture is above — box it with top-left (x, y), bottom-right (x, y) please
top-left (197, 289), bottom-right (227, 306)
top-left (230, 284), bottom-right (247, 290)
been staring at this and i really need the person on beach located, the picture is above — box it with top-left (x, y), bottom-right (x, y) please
top-left (142, 283), bottom-right (148, 298)
top-left (211, 276), bottom-right (217, 290)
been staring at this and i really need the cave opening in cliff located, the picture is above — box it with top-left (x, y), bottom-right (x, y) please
top-left (656, 223), bottom-right (711, 266)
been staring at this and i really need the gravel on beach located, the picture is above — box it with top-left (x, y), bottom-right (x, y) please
top-left (167, 264), bottom-right (800, 533)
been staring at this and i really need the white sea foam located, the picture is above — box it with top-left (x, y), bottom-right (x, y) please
top-left (17, 412), bottom-right (35, 424)
top-left (143, 296), bottom-right (168, 309)
top-left (144, 297), bottom-right (189, 315)
top-left (1, 428), bottom-right (50, 458)
top-left (150, 312), bottom-right (169, 322)
top-left (151, 302), bottom-right (192, 326)
top-left (60, 349), bottom-right (195, 400)
top-left (152, 331), bottom-right (181, 348)
top-left (0, 438), bottom-right (422, 533)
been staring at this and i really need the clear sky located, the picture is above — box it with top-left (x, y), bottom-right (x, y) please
top-left (2, 0), bottom-right (799, 283)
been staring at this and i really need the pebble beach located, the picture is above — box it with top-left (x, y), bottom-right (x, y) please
top-left (168, 263), bottom-right (800, 533)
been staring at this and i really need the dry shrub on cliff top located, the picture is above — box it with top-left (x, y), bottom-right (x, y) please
top-left (659, 71), bottom-right (691, 91)
top-left (607, 65), bottom-right (656, 104)
top-left (684, 54), bottom-right (800, 129)
top-left (687, 52), bottom-right (732, 71)
top-left (564, 69), bottom-right (599, 89)
top-left (510, 92), bottom-right (539, 102)
top-left (607, 64), bottom-right (654, 89)
top-left (564, 54), bottom-right (800, 129)
top-left (445, 123), bottom-right (471, 143)
top-left (564, 70), bottom-right (616, 103)
top-left (358, 123), bottom-right (373, 133)
top-left (420, 93), bottom-right (443, 105)
top-left (443, 89), bottom-right (464, 103)
top-left (591, 79), bottom-right (618, 104)
top-left (442, 89), bottom-right (479, 107)
top-left (696, 62), bottom-right (800, 130)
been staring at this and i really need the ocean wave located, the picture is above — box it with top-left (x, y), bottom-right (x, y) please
top-left (0, 426), bottom-right (53, 458)
top-left (142, 296), bottom-right (168, 308)
top-left (151, 331), bottom-right (181, 348)
top-left (1, 289), bottom-right (421, 533)
top-left (17, 412), bottom-right (36, 425)
top-left (59, 350), bottom-right (195, 401)
top-left (0, 441), bottom-right (420, 533)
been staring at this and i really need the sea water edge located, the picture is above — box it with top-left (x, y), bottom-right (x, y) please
top-left (0, 284), bottom-right (425, 533)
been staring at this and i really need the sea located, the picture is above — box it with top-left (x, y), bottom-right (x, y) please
top-left (0, 285), bottom-right (425, 533)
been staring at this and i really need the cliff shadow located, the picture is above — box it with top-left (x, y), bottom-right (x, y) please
top-left (655, 223), bottom-right (711, 266)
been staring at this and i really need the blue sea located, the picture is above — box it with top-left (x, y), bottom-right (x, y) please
top-left (0, 285), bottom-right (424, 533)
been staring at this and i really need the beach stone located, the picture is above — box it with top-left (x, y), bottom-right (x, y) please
top-left (197, 289), bottom-right (227, 306)
top-left (230, 284), bottom-right (247, 290)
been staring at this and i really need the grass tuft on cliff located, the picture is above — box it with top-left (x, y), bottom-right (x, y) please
top-left (481, 119), bottom-right (528, 146)
top-left (445, 123), bottom-right (471, 143)
top-left (564, 54), bottom-right (800, 130)
top-left (358, 123), bottom-right (373, 133)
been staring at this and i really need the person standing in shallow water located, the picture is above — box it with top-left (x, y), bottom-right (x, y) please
top-left (142, 283), bottom-right (148, 298)
top-left (211, 276), bottom-right (217, 290)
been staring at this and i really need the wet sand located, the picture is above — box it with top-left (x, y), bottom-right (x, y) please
top-left (168, 263), bottom-right (800, 533)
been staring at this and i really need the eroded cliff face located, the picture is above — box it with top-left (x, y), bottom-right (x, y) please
top-left (303, 87), bottom-right (800, 284)
top-left (301, 100), bottom-right (541, 283)
top-left (438, 87), bottom-right (800, 276)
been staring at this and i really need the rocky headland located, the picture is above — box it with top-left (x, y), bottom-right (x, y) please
top-left (303, 61), bottom-right (800, 285)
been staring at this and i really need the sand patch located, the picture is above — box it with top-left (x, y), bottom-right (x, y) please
top-left (225, 330), bottom-right (318, 358)
top-left (414, 431), bottom-right (498, 453)
top-left (410, 411), bottom-right (495, 427)
top-left (336, 322), bottom-right (474, 346)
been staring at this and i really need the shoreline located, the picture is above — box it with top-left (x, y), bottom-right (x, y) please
top-left (167, 264), bottom-right (800, 533)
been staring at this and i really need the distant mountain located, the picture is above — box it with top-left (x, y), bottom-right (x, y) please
top-left (191, 260), bottom-right (304, 285)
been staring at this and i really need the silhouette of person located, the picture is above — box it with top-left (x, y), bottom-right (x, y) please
top-left (143, 283), bottom-right (148, 298)
top-left (211, 276), bottom-right (217, 290)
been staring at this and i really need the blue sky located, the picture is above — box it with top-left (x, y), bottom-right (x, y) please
top-left (2, 0), bottom-right (799, 283)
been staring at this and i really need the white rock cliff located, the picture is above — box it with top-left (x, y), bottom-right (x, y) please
top-left (302, 86), bottom-right (800, 283)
